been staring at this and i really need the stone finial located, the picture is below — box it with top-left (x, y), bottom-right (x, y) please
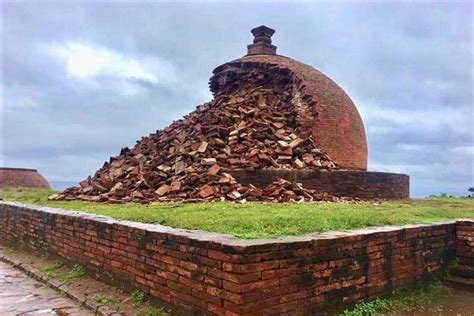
top-left (247, 25), bottom-right (277, 55)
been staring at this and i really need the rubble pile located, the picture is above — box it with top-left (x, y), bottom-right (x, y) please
top-left (56, 64), bottom-right (341, 203)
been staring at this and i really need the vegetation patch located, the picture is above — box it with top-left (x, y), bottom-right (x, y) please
top-left (60, 264), bottom-right (86, 281)
top-left (1, 187), bottom-right (473, 239)
top-left (2, 247), bottom-right (14, 256)
top-left (130, 290), bottom-right (146, 304)
top-left (92, 293), bottom-right (119, 305)
top-left (42, 259), bottom-right (64, 276)
top-left (340, 279), bottom-right (444, 315)
top-left (137, 305), bottom-right (167, 316)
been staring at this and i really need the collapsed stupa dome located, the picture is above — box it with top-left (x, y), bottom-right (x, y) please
top-left (56, 26), bottom-right (384, 203)
top-left (212, 25), bottom-right (367, 170)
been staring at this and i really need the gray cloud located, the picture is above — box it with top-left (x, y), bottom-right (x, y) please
top-left (1, 1), bottom-right (472, 197)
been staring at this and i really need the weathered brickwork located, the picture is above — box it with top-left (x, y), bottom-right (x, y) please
top-left (229, 169), bottom-right (409, 200)
top-left (215, 54), bottom-right (368, 171)
top-left (456, 220), bottom-right (474, 265)
top-left (0, 167), bottom-right (50, 189)
top-left (1, 202), bottom-right (470, 315)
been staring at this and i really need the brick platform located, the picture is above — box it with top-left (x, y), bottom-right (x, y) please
top-left (229, 169), bottom-right (410, 200)
top-left (0, 202), bottom-right (471, 315)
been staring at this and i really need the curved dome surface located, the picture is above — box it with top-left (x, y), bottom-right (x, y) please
top-left (0, 167), bottom-right (51, 189)
top-left (212, 53), bottom-right (368, 170)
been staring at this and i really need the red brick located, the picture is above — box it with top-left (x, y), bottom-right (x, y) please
top-left (179, 244), bottom-right (207, 256)
top-left (207, 303), bottom-right (239, 316)
top-left (261, 284), bottom-right (298, 299)
top-left (206, 286), bottom-right (244, 305)
top-left (179, 260), bottom-right (202, 272)
top-left (156, 270), bottom-right (179, 282)
top-left (192, 254), bottom-right (222, 268)
top-left (170, 290), bottom-right (207, 309)
top-left (154, 254), bottom-right (179, 265)
top-left (224, 296), bottom-right (280, 314)
top-left (262, 267), bottom-right (297, 280)
top-left (167, 280), bottom-right (191, 294)
top-left (179, 276), bottom-right (205, 291)
top-left (110, 260), bottom-right (123, 268)
top-left (208, 249), bottom-right (233, 261)
top-left (261, 250), bottom-right (295, 261)
top-left (203, 275), bottom-right (223, 288)
top-left (258, 300), bottom-right (298, 314)
top-left (166, 264), bottom-right (192, 278)
top-left (244, 278), bottom-right (279, 293)
top-left (208, 268), bottom-right (261, 284)
top-left (192, 289), bottom-right (222, 307)
top-left (150, 288), bottom-right (172, 303)
top-left (223, 260), bottom-right (279, 273)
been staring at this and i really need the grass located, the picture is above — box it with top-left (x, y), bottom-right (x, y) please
top-left (60, 264), bottom-right (86, 281)
top-left (340, 279), bottom-right (444, 315)
top-left (130, 290), bottom-right (146, 304)
top-left (92, 293), bottom-right (119, 305)
top-left (137, 305), bottom-right (167, 316)
top-left (1, 187), bottom-right (473, 239)
top-left (2, 247), bottom-right (14, 256)
top-left (43, 259), bottom-right (64, 276)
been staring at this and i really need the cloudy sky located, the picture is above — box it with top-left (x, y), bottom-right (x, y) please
top-left (1, 1), bottom-right (472, 197)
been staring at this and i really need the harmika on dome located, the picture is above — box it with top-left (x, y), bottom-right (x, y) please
top-left (57, 26), bottom-right (409, 202)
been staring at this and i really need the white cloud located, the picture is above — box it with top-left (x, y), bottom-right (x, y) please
top-left (47, 42), bottom-right (177, 88)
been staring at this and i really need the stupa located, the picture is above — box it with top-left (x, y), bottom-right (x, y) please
top-left (57, 26), bottom-right (409, 203)
top-left (0, 167), bottom-right (50, 189)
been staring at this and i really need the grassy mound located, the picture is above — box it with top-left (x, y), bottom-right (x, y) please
top-left (1, 187), bottom-right (473, 239)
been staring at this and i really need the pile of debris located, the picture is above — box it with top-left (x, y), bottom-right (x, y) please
top-left (55, 64), bottom-right (341, 203)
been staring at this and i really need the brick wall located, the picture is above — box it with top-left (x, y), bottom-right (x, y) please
top-left (1, 202), bottom-right (469, 315)
top-left (229, 169), bottom-right (409, 199)
top-left (456, 220), bottom-right (474, 265)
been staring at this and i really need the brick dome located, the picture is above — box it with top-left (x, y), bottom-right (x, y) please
top-left (211, 26), bottom-right (368, 170)
top-left (0, 167), bottom-right (51, 189)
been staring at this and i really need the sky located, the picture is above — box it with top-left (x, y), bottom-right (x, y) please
top-left (1, 1), bottom-right (472, 197)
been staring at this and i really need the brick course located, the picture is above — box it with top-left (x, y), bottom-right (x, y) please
top-left (229, 169), bottom-right (409, 200)
top-left (0, 202), bottom-right (471, 315)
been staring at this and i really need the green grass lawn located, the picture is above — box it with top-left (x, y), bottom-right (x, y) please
top-left (1, 187), bottom-right (473, 239)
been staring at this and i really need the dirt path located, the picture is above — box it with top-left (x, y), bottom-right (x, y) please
top-left (0, 261), bottom-right (92, 315)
